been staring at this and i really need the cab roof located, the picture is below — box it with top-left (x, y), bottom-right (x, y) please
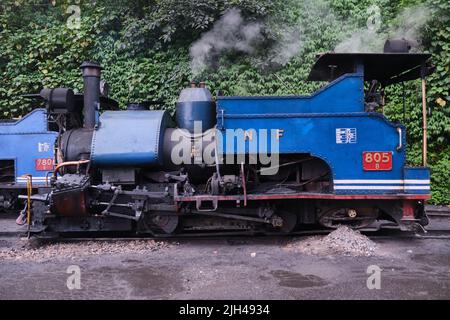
top-left (307, 53), bottom-right (433, 85)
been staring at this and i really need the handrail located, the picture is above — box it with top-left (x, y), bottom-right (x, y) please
top-left (396, 127), bottom-right (402, 151)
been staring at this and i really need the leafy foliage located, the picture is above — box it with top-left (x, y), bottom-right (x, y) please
top-left (0, 0), bottom-right (448, 203)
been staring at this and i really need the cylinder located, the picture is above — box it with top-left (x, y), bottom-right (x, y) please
top-left (91, 110), bottom-right (169, 167)
top-left (39, 88), bottom-right (75, 113)
top-left (80, 61), bottom-right (102, 129)
top-left (175, 84), bottom-right (216, 133)
top-left (383, 39), bottom-right (411, 53)
top-left (60, 128), bottom-right (94, 161)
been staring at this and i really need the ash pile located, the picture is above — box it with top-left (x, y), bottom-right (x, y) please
top-left (286, 226), bottom-right (378, 257)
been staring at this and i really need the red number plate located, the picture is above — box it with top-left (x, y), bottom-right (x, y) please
top-left (35, 158), bottom-right (54, 171)
top-left (363, 152), bottom-right (392, 171)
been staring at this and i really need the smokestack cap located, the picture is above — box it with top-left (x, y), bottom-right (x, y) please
top-left (80, 61), bottom-right (103, 77)
top-left (178, 86), bottom-right (212, 103)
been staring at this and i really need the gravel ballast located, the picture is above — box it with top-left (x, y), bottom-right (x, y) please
top-left (0, 226), bottom-right (384, 261)
top-left (0, 240), bottom-right (172, 262)
top-left (285, 226), bottom-right (379, 257)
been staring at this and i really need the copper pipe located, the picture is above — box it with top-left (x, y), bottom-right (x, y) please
top-left (421, 77), bottom-right (427, 166)
top-left (53, 160), bottom-right (90, 178)
top-left (45, 171), bottom-right (53, 186)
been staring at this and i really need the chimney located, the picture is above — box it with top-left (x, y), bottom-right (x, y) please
top-left (80, 61), bottom-right (102, 129)
top-left (383, 39), bottom-right (412, 53)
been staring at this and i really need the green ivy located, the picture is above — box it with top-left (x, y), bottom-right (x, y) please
top-left (0, 0), bottom-right (448, 203)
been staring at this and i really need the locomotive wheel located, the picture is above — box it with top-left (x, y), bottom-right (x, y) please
top-left (319, 207), bottom-right (377, 229)
top-left (0, 191), bottom-right (18, 213)
top-left (152, 215), bottom-right (179, 234)
top-left (277, 211), bottom-right (298, 233)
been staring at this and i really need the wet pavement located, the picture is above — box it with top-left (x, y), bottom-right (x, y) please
top-left (0, 234), bottom-right (449, 299)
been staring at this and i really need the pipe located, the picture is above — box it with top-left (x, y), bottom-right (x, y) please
top-left (241, 162), bottom-right (247, 207)
top-left (402, 82), bottom-right (406, 122)
top-left (20, 174), bottom-right (33, 238)
top-left (53, 160), bottom-right (90, 178)
top-left (421, 65), bottom-right (428, 166)
top-left (80, 61), bottom-right (102, 129)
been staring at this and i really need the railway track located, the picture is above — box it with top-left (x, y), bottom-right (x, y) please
top-left (2, 226), bottom-right (448, 243)
top-left (1, 206), bottom-right (449, 241)
top-left (426, 205), bottom-right (450, 216)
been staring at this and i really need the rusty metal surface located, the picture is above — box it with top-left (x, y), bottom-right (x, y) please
top-left (50, 189), bottom-right (88, 216)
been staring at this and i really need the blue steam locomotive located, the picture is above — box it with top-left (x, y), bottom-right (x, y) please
top-left (3, 40), bottom-right (434, 236)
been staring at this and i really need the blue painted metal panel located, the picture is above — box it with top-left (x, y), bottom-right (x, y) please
top-left (216, 111), bottom-right (429, 195)
top-left (0, 109), bottom-right (57, 186)
top-left (403, 167), bottom-right (430, 194)
top-left (0, 108), bottom-right (48, 133)
top-left (91, 110), bottom-right (169, 166)
top-left (216, 73), bottom-right (364, 123)
top-left (215, 67), bottom-right (429, 196)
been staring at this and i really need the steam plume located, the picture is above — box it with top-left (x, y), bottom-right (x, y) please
top-left (189, 2), bottom-right (432, 76)
top-left (189, 9), bottom-right (263, 76)
top-left (335, 4), bottom-right (431, 53)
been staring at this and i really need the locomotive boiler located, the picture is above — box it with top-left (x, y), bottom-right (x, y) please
top-left (21, 41), bottom-right (434, 236)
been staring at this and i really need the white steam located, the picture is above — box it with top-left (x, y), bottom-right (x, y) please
top-left (189, 9), bottom-right (264, 76)
top-left (189, 3), bottom-right (432, 76)
top-left (189, 8), bottom-right (304, 76)
top-left (335, 4), bottom-right (431, 53)
top-left (265, 26), bottom-right (303, 67)
top-left (392, 5), bottom-right (431, 43)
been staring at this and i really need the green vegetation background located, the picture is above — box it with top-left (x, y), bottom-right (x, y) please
top-left (0, 0), bottom-right (448, 203)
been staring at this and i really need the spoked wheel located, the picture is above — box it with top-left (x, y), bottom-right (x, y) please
top-left (319, 207), bottom-right (377, 229)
